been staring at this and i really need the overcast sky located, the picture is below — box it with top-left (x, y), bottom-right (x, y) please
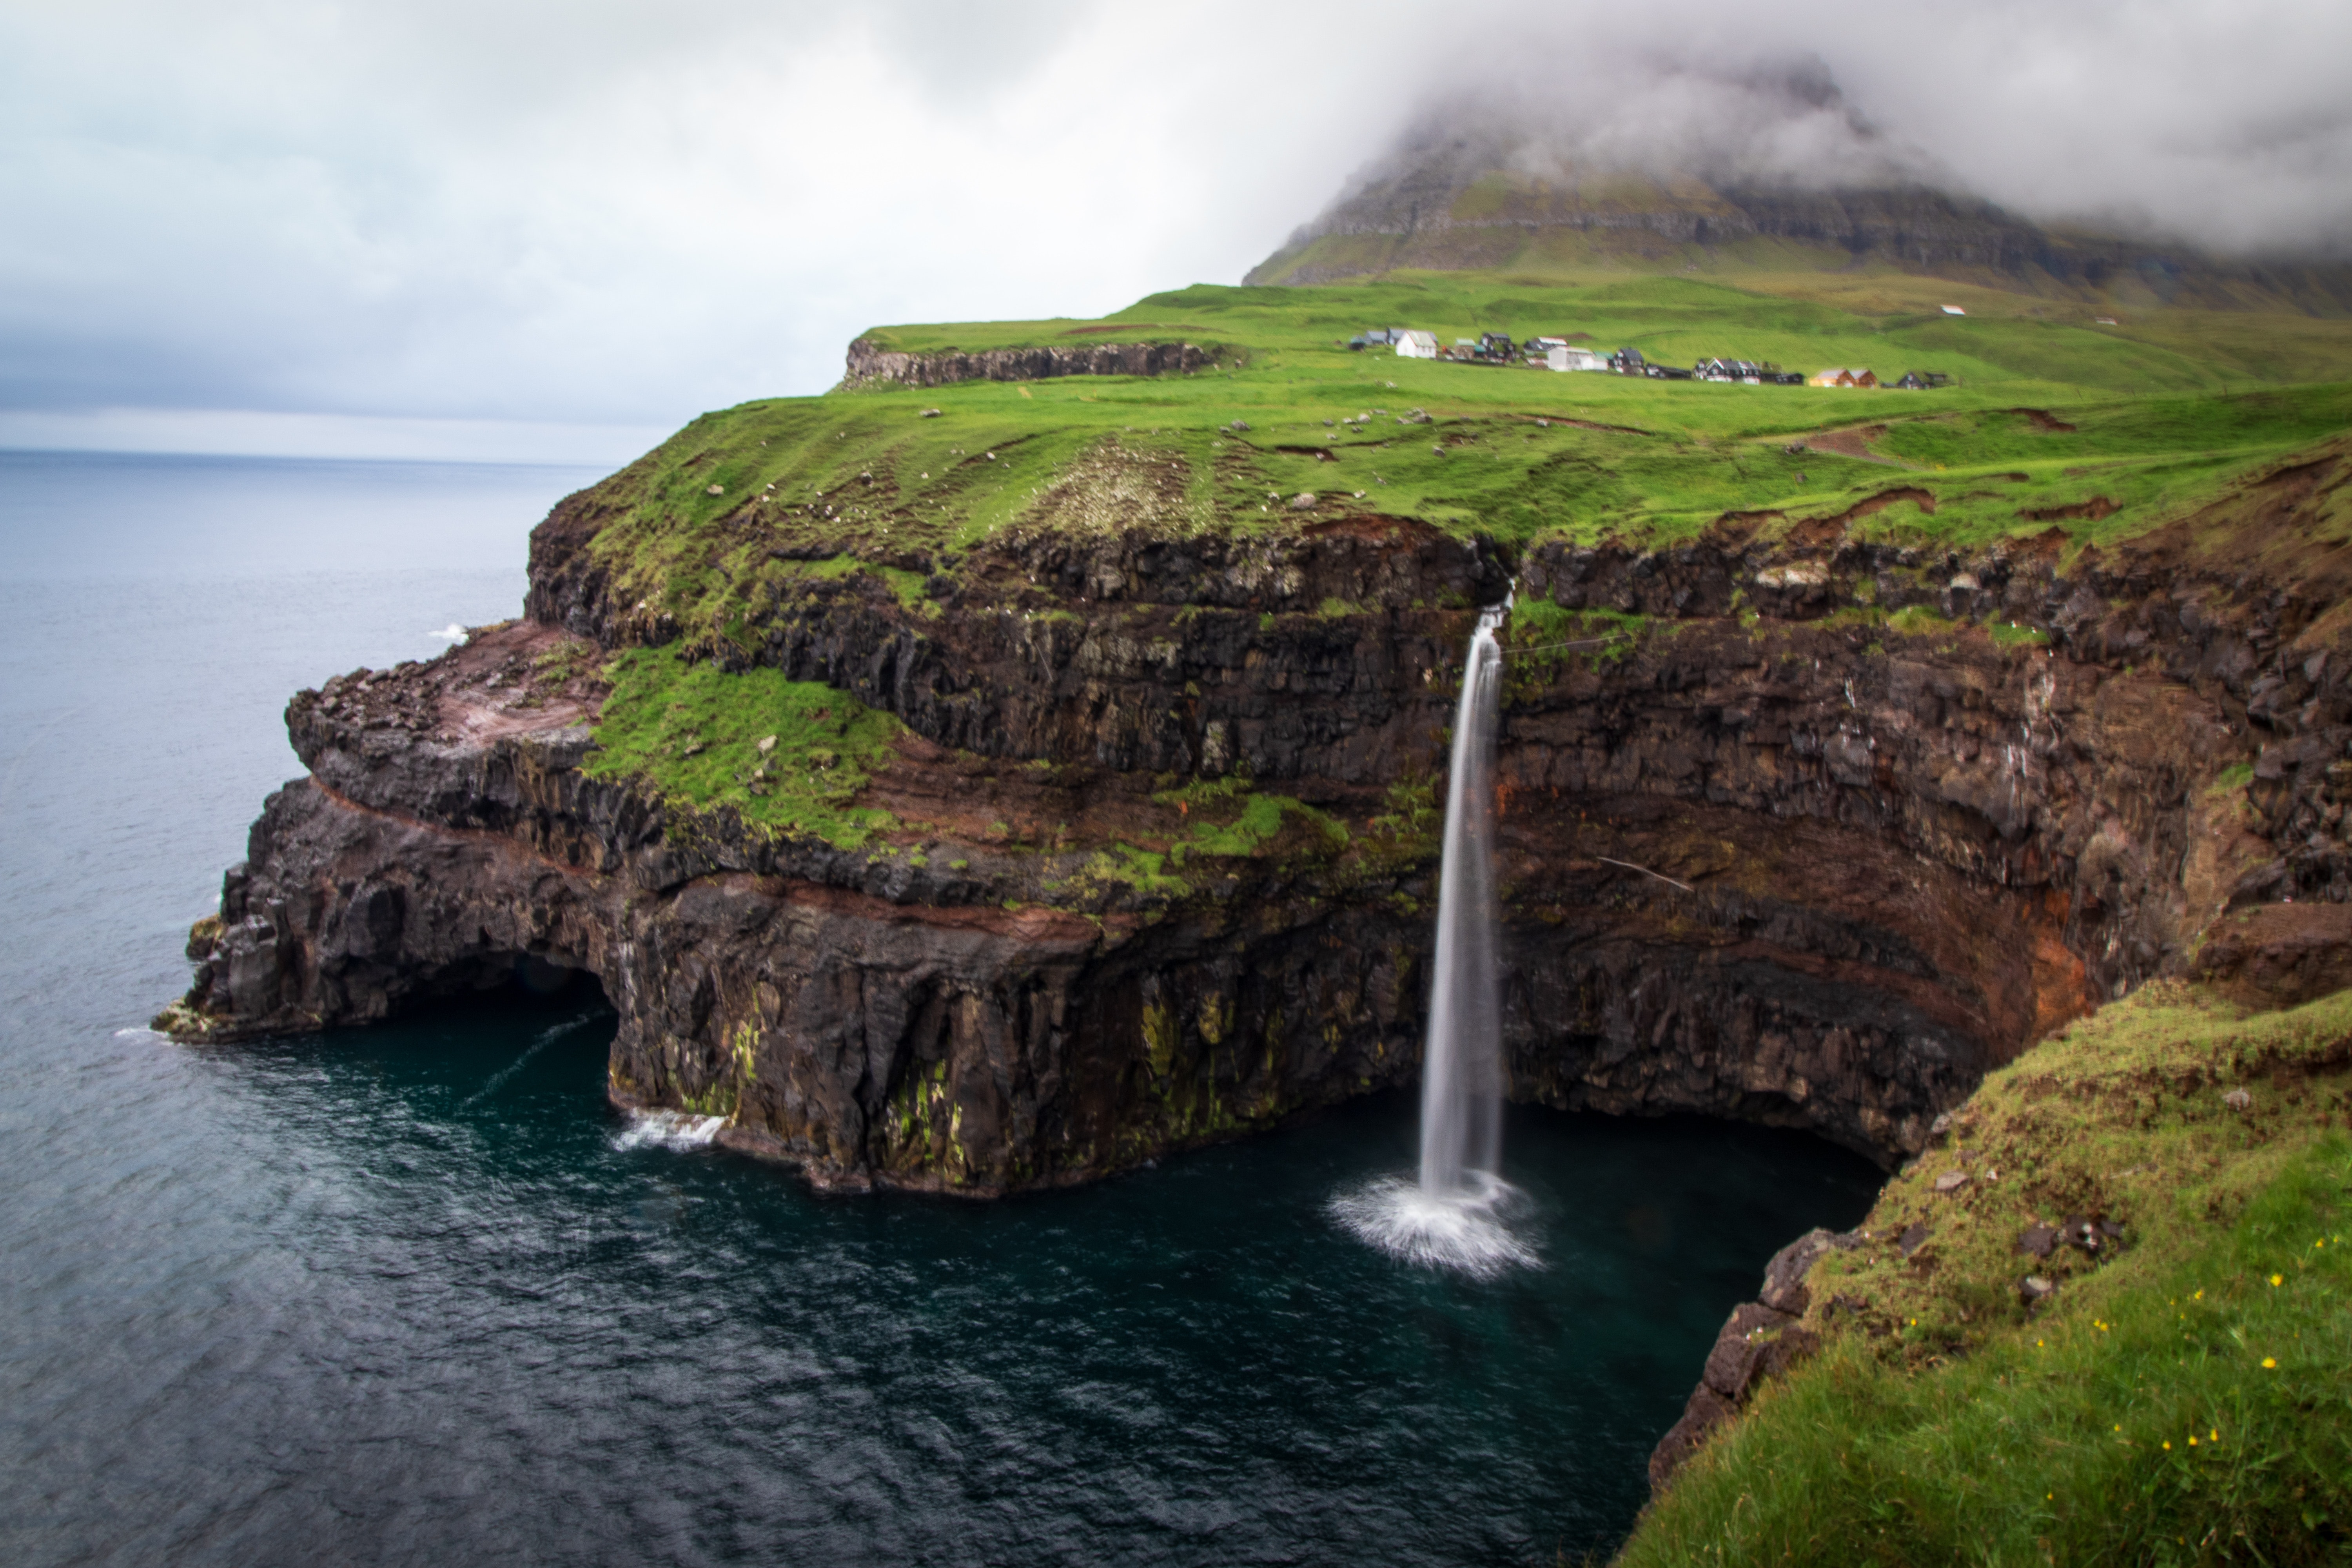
top-left (2, 0), bottom-right (2346, 461)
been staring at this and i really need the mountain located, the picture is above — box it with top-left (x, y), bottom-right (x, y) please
top-left (1248, 105), bottom-right (2352, 316)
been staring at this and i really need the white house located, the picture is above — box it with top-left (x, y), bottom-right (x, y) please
top-left (1547, 346), bottom-right (1608, 372)
top-left (1394, 330), bottom-right (1439, 359)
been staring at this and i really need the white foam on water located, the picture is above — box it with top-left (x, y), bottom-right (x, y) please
top-left (429, 623), bottom-right (468, 643)
top-left (1329, 1171), bottom-right (1540, 1281)
top-left (612, 1109), bottom-right (728, 1152)
top-left (112, 1027), bottom-right (168, 1045)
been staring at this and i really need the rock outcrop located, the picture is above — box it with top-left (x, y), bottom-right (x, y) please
top-left (1649, 1226), bottom-right (1851, 1490)
top-left (839, 337), bottom-right (1217, 390)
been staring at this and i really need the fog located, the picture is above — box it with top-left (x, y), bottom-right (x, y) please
top-left (0, 0), bottom-right (2344, 458)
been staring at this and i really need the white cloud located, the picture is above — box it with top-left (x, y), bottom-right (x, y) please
top-left (0, 0), bottom-right (2344, 456)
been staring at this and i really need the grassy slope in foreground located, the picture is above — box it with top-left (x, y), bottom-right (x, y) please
top-left (1619, 980), bottom-right (2352, 1566)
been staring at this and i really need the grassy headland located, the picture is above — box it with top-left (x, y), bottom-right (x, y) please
top-left (560, 269), bottom-right (2352, 848)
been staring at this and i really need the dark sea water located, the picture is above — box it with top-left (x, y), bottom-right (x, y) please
top-left (0, 450), bottom-right (1882, 1566)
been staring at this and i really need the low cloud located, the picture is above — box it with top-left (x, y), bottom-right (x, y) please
top-left (0, 0), bottom-right (2345, 449)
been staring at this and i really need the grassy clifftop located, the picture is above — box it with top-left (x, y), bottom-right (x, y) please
top-left (568, 272), bottom-right (2352, 658)
top-left (542, 268), bottom-right (2352, 865)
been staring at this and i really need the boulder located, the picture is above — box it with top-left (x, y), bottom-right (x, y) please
top-left (2191, 902), bottom-right (2352, 1009)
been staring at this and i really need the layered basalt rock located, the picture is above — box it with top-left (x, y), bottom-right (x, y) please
top-left (169, 453), bottom-right (2352, 1195)
top-left (838, 337), bottom-right (1217, 390)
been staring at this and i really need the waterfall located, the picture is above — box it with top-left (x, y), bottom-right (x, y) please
top-left (1418, 605), bottom-right (1505, 1196)
top-left (1329, 603), bottom-right (1535, 1279)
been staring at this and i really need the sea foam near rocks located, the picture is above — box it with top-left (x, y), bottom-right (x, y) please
top-left (613, 1110), bottom-right (727, 1152)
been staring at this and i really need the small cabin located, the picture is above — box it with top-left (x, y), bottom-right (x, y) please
top-left (1394, 330), bottom-right (1439, 359)
top-left (1610, 347), bottom-right (1647, 375)
top-left (1894, 371), bottom-right (1951, 390)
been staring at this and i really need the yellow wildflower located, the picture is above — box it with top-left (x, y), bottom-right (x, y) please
top-left (2262, 1357), bottom-right (2278, 1369)
top-left (2271, 1274), bottom-right (2284, 1287)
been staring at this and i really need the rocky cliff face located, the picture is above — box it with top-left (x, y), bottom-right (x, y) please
top-left (165, 447), bottom-right (2352, 1196)
top-left (840, 338), bottom-right (1217, 391)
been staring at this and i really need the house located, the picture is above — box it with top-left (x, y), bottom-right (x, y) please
top-left (1610, 347), bottom-right (1647, 375)
top-left (1810, 367), bottom-right (1877, 388)
top-left (1348, 328), bottom-right (1401, 351)
top-left (1894, 371), bottom-right (1952, 390)
top-left (1480, 332), bottom-right (1515, 359)
top-left (1394, 330), bottom-right (1439, 359)
top-left (1547, 345), bottom-right (1609, 372)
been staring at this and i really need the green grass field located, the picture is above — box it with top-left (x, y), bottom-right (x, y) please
top-left (573, 270), bottom-right (2352, 653)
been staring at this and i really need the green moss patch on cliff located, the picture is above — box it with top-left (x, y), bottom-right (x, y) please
top-left (1047, 780), bottom-right (1352, 904)
top-left (1502, 601), bottom-right (1648, 688)
top-left (1620, 982), bottom-right (2352, 1566)
top-left (584, 646), bottom-right (902, 847)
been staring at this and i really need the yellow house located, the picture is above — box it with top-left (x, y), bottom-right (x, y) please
top-left (1809, 367), bottom-right (1877, 388)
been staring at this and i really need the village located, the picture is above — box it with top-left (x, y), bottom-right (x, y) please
top-left (1347, 327), bottom-right (1951, 389)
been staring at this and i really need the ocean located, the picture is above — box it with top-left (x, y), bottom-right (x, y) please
top-left (0, 450), bottom-right (1880, 1566)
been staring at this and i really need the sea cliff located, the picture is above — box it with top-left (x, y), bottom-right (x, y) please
top-left (163, 419), bottom-right (2352, 1196)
